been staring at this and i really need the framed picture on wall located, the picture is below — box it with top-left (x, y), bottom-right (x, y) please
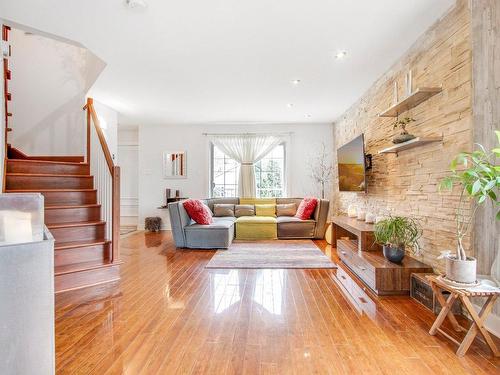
top-left (163, 151), bottom-right (187, 179)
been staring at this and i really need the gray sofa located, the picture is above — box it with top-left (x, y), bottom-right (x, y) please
top-left (168, 197), bottom-right (330, 249)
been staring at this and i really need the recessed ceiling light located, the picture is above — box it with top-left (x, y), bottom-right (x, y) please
top-left (125, 0), bottom-right (148, 9)
top-left (334, 50), bottom-right (348, 60)
top-left (287, 103), bottom-right (294, 108)
top-left (291, 79), bottom-right (301, 85)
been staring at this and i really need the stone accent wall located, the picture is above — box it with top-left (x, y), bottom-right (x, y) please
top-left (331, 1), bottom-right (472, 270)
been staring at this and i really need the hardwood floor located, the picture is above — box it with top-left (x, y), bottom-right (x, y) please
top-left (55, 231), bottom-right (500, 374)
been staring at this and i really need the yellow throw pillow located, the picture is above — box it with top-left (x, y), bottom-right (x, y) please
top-left (255, 204), bottom-right (276, 217)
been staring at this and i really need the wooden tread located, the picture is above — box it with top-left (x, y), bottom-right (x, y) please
top-left (6, 189), bottom-right (98, 206)
top-left (6, 173), bottom-right (92, 178)
top-left (55, 259), bottom-right (117, 276)
top-left (47, 220), bottom-right (105, 229)
top-left (7, 158), bottom-right (87, 166)
top-left (55, 238), bottom-right (109, 250)
top-left (45, 204), bottom-right (100, 210)
top-left (6, 188), bottom-right (96, 192)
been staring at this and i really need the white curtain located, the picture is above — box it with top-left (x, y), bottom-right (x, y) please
top-left (210, 134), bottom-right (284, 197)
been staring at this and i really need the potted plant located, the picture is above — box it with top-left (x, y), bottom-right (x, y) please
top-left (374, 216), bottom-right (422, 263)
top-left (439, 131), bottom-right (500, 284)
top-left (392, 117), bottom-right (416, 144)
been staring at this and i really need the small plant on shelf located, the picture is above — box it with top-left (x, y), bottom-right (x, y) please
top-left (374, 216), bottom-right (422, 263)
top-left (391, 117), bottom-right (416, 144)
top-left (439, 130), bottom-right (500, 284)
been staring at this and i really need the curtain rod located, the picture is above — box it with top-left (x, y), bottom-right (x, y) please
top-left (202, 132), bottom-right (294, 136)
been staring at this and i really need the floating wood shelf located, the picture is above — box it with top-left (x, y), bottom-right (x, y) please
top-left (378, 87), bottom-right (442, 117)
top-left (378, 136), bottom-right (443, 154)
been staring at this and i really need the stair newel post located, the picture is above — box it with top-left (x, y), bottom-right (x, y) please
top-left (112, 165), bottom-right (120, 262)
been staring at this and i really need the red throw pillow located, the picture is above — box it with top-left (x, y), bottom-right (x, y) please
top-left (295, 197), bottom-right (318, 220)
top-left (183, 199), bottom-right (213, 225)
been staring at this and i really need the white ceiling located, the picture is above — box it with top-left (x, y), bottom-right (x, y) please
top-left (1, 0), bottom-right (455, 125)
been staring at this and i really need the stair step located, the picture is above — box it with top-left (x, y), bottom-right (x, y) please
top-left (54, 239), bottom-right (111, 267)
top-left (55, 259), bottom-right (115, 275)
top-left (7, 159), bottom-right (89, 175)
top-left (47, 221), bottom-right (106, 243)
top-left (5, 189), bottom-right (97, 205)
top-left (54, 238), bottom-right (109, 250)
top-left (6, 173), bottom-right (93, 189)
top-left (45, 204), bottom-right (101, 225)
top-left (55, 261), bottom-right (120, 293)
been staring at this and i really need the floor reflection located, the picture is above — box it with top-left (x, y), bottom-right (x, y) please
top-left (211, 270), bottom-right (241, 314)
top-left (253, 269), bottom-right (285, 315)
top-left (210, 269), bottom-right (286, 316)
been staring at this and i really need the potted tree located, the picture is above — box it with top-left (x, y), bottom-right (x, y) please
top-left (439, 131), bottom-right (500, 284)
top-left (374, 216), bottom-right (422, 263)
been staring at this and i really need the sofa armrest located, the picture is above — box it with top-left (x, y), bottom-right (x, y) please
top-left (313, 199), bottom-right (330, 239)
top-left (168, 201), bottom-right (191, 247)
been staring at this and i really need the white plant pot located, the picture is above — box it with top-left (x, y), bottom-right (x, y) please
top-left (445, 255), bottom-right (477, 284)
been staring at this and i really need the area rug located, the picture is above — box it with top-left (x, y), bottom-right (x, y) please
top-left (205, 240), bottom-right (337, 269)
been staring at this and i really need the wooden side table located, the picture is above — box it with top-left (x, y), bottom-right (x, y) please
top-left (427, 275), bottom-right (500, 357)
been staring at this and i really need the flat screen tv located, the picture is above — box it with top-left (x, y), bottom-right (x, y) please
top-left (337, 134), bottom-right (366, 192)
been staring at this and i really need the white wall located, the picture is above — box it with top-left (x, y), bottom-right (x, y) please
top-left (8, 28), bottom-right (105, 156)
top-left (118, 127), bottom-right (139, 227)
top-left (138, 123), bottom-right (333, 229)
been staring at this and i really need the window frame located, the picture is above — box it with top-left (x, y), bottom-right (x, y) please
top-left (209, 142), bottom-right (287, 198)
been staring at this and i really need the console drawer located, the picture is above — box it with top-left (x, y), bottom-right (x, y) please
top-left (337, 242), bottom-right (376, 290)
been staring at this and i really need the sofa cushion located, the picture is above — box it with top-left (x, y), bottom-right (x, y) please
top-left (212, 216), bottom-right (236, 223)
top-left (276, 203), bottom-right (296, 216)
top-left (255, 204), bottom-right (276, 217)
top-left (235, 204), bottom-right (255, 217)
top-left (235, 215), bottom-right (277, 240)
top-left (185, 219), bottom-right (233, 231)
top-left (213, 204), bottom-right (235, 217)
top-left (277, 216), bottom-right (316, 238)
top-left (183, 199), bottom-right (213, 224)
top-left (184, 219), bottom-right (234, 249)
top-left (239, 198), bottom-right (276, 205)
top-left (235, 216), bottom-right (277, 224)
top-left (295, 197), bottom-right (318, 220)
top-left (205, 198), bottom-right (239, 213)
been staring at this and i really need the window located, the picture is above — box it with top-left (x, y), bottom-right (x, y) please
top-left (255, 144), bottom-right (285, 197)
top-left (211, 145), bottom-right (239, 198)
top-left (210, 143), bottom-right (285, 198)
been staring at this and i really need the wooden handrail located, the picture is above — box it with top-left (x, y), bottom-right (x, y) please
top-left (85, 98), bottom-right (114, 173)
top-left (84, 97), bottom-right (120, 263)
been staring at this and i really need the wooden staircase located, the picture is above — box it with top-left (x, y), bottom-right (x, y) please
top-left (5, 152), bottom-right (121, 293)
top-left (2, 27), bottom-right (120, 294)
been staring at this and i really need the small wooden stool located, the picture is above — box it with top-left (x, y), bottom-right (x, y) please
top-left (427, 275), bottom-right (499, 357)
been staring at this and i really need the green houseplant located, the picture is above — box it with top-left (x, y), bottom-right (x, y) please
top-left (439, 131), bottom-right (500, 283)
top-left (374, 216), bottom-right (422, 263)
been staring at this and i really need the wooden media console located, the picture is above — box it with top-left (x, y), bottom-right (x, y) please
top-left (331, 216), bottom-right (433, 296)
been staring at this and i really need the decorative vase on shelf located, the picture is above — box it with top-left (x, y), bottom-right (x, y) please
top-left (365, 212), bottom-right (376, 224)
top-left (357, 210), bottom-right (366, 221)
top-left (347, 205), bottom-right (357, 218)
top-left (393, 132), bottom-right (416, 144)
